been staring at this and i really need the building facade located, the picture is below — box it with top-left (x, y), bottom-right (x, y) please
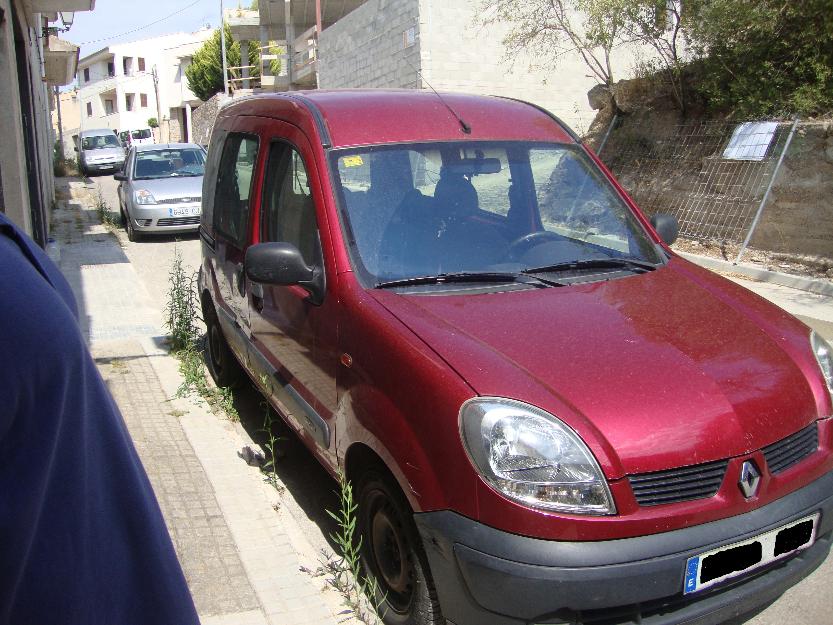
top-left (0, 0), bottom-right (91, 246)
top-left (75, 29), bottom-right (213, 146)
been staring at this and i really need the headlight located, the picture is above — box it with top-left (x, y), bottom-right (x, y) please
top-left (811, 331), bottom-right (833, 394)
top-left (134, 189), bottom-right (157, 205)
top-left (460, 398), bottom-right (615, 515)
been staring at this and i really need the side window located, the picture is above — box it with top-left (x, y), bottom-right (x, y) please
top-left (261, 142), bottom-right (320, 266)
top-left (214, 133), bottom-right (258, 246)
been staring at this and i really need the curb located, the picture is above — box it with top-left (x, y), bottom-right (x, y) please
top-left (678, 252), bottom-right (833, 298)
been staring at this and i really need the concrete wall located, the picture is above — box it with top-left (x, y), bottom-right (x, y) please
top-left (750, 123), bottom-right (833, 259)
top-left (318, 0), bottom-right (422, 89)
top-left (317, 0), bottom-right (639, 133)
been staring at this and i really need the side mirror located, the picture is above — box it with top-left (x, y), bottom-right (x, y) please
top-left (114, 172), bottom-right (127, 181)
top-left (245, 242), bottom-right (325, 305)
top-left (650, 213), bottom-right (679, 246)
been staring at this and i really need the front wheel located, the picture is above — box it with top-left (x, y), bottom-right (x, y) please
top-left (356, 471), bottom-right (443, 625)
top-left (125, 212), bottom-right (141, 242)
top-left (204, 301), bottom-right (244, 388)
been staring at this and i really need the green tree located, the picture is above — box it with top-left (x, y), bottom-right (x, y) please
top-left (685, 0), bottom-right (833, 115)
top-left (481, 0), bottom-right (627, 86)
top-left (185, 25), bottom-right (261, 101)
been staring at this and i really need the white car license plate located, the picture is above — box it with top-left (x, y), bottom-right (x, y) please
top-left (683, 513), bottom-right (818, 594)
top-left (168, 206), bottom-right (200, 217)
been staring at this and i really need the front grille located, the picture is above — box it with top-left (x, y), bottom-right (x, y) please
top-left (167, 197), bottom-right (200, 204)
top-left (157, 216), bottom-right (200, 226)
top-left (629, 459), bottom-right (728, 507)
top-left (763, 423), bottom-right (818, 474)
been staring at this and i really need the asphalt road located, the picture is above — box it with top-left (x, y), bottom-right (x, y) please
top-left (89, 173), bottom-right (832, 625)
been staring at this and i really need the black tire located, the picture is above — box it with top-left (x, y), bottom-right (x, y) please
top-left (356, 471), bottom-right (444, 625)
top-left (125, 212), bottom-right (141, 242)
top-left (203, 301), bottom-right (244, 388)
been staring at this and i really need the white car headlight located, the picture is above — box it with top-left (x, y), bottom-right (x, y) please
top-left (134, 189), bottom-right (157, 205)
top-left (460, 398), bottom-right (615, 515)
top-left (811, 331), bottom-right (833, 395)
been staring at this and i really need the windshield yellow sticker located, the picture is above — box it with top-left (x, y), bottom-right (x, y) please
top-left (342, 155), bottom-right (364, 168)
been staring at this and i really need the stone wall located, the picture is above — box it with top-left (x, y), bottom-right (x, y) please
top-left (586, 79), bottom-right (833, 260)
top-left (318, 0), bottom-right (422, 90)
top-left (750, 123), bottom-right (833, 258)
top-left (191, 94), bottom-right (228, 147)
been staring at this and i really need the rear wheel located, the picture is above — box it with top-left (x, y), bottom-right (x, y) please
top-left (356, 471), bottom-right (443, 625)
top-left (203, 300), bottom-right (244, 388)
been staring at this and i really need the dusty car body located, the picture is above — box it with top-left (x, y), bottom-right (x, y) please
top-left (198, 90), bottom-right (833, 625)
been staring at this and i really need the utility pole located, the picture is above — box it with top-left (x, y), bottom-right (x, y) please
top-left (151, 65), bottom-right (166, 143)
top-left (54, 86), bottom-right (65, 159)
top-left (219, 0), bottom-right (229, 97)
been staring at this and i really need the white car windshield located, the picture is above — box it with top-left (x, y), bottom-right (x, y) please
top-left (331, 141), bottom-right (661, 286)
top-left (134, 148), bottom-right (206, 179)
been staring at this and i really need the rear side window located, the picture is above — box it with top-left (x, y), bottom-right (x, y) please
top-left (213, 133), bottom-right (259, 246)
top-left (261, 142), bottom-right (320, 266)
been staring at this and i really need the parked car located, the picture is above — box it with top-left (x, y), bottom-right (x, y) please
top-left (77, 129), bottom-right (125, 176)
top-left (119, 128), bottom-right (156, 149)
top-left (198, 91), bottom-right (833, 625)
top-left (115, 143), bottom-right (206, 241)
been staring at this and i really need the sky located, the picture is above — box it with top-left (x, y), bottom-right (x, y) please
top-left (65, 0), bottom-right (231, 59)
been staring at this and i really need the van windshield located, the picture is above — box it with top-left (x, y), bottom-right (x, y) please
top-left (330, 141), bottom-right (661, 286)
top-left (133, 148), bottom-right (206, 179)
top-left (82, 134), bottom-right (121, 150)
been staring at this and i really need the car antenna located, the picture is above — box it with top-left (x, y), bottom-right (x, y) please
top-left (406, 57), bottom-right (471, 134)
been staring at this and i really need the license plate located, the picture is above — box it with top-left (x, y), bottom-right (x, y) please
top-left (683, 513), bottom-right (818, 594)
top-left (168, 206), bottom-right (200, 217)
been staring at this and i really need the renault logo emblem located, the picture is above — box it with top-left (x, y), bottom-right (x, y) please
top-left (739, 460), bottom-right (761, 498)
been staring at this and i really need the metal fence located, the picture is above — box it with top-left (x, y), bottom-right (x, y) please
top-left (597, 117), bottom-right (797, 254)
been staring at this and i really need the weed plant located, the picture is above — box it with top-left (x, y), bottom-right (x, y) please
top-left (257, 374), bottom-right (285, 487)
top-left (94, 191), bottom-right (117, 229)
top-left (165, 249), bottom-right (239, 421)
top-left (324, 472), bottom-right (386, 625)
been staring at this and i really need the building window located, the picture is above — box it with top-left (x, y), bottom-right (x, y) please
top-left (123, 57), bottom-right (133, 76)
top-left (138, 57), bottom-right (146, 72)
top-left (140, 93), bottom-right (148, 108)
top-left (86, 102), bottom-right (92, 117)
top-left (125, 93), bottom-right (135, 111)
top-left (83, 67), bottom-right (90, 82)
top-left (107, 62), bottom-right (115, 77)
top-left (104, 99), bottom-right (115, 115)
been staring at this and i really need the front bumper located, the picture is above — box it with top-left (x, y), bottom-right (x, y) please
top-left (84, 160), bottom-right (124, 172)
top-left (416, 469), bottom-right (833, 625)
top-left (128, 203), bottom-right (201, 234)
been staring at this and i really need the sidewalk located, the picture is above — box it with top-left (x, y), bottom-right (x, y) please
top-left (50, 185), bottom-right (342, 625)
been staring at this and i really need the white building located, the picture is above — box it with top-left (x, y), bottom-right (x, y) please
top-left (76, 28), bottom-right (213, 144)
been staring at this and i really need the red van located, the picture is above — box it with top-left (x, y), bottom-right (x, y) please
top-left (198, 90), bottom-right (833, 625)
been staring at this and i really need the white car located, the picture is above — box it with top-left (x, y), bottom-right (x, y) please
top-left (115, 143), bottom-right (206, 241)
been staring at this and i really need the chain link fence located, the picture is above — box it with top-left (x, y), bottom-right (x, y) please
top-left (597, 118), bottom-right (796, 248)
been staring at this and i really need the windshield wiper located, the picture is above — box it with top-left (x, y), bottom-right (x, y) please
top-left (375, 271), bottom-right (557, 289)
top-left (523, 257), bottom-right (658, 275)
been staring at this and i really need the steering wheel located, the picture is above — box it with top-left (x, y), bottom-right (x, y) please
top-left (506, 230), bottom-right (565, 261)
